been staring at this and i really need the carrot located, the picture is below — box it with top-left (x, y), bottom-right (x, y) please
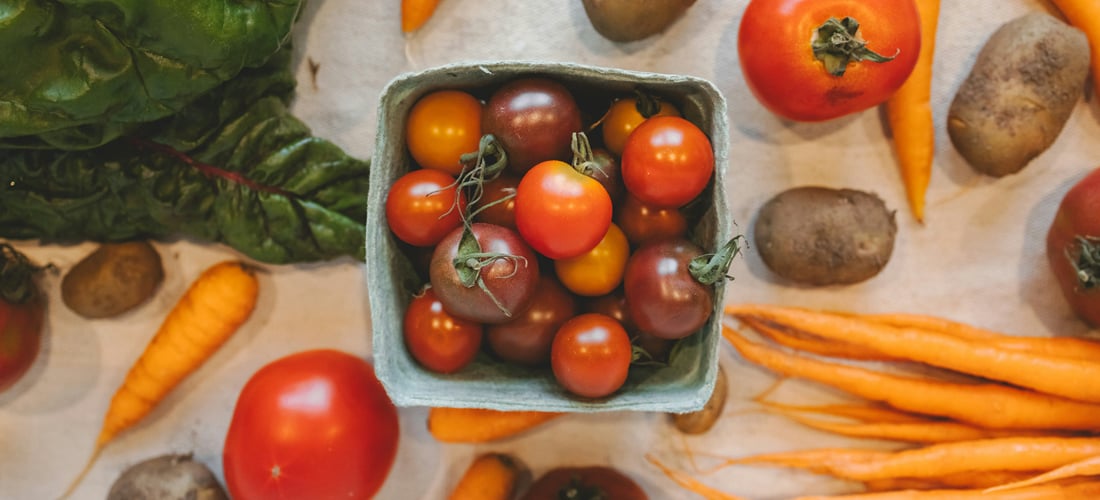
top-left (863, 471), bottom-right (1044, 492)
top-left (722, 325), bottom-right (1100, 431)
top-left (727, 304), bottom-right (1100, 403)
top-left (427, 407), bottom-right (563, 443)
top-left (1049, 0), bottom-right (1100, 100)
top-left (755, 399), bottom-right (932, 424)
top-left (741, 316), bottom-right (895, 362)
top-left (884, 0), bottom-right (940, 222)
top-left (61, 261), bottom-right (259, 498)
top-left (865, 312), bottom-right (1100, 361)
top-left (449, 453), bottom-right (526, 500)
top-left (985, 454), bottom-right (1100, 492)
top-left (793, 480), bottom-right (1100, 499)
top-left (775, 411), bottom-right (1074, 444)
top-left (402, 0), bottom-right (440, 32)
top-left (646, 454), bottom-right (750, 500)
top-left (730, 436), bottom-right (1100, 481)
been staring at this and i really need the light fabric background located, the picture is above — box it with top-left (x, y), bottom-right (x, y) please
top-left (2, 1), bottom-right (1099, 498)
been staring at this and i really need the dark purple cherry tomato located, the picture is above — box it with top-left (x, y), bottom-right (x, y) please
top-left (487, 275), bottom-right (577, 366)
top-left (623, 239), bottom-right (713, 340)
top-left (429, 223), bottom-right (540, 324)
top-left (482, 78), bottom-right (582, 174)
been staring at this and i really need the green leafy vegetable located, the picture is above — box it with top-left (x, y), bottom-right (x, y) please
top-left (0, 48), bottom-right (369, 264)
top-left (0, 0), bottom-right (302, 150)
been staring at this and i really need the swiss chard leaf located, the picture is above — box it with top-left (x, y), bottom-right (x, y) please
top-left (0, 0), bottom-right (302, 150)
top-left (0, 48), bottom-right (369, 265)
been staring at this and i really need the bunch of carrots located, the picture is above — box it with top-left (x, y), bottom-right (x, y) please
top-left (653, 303), bottom-right (1100, 499)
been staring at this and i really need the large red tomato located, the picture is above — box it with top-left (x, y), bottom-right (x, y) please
top-left (738, 0), bottom-right (921, 122)
top-left (223, 349), bottom-right (399, 500)
top-left (1047, 167), bottom-right (1100, 327)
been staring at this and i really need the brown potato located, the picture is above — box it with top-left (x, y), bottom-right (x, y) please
top-left (671, 363), bottom-right (727, 434)
top-left (581, 0), bottom-right (696, 43)
top-left (62, 241), bottom-right (164, 319)
top-left (947, 13), bottom-right (1089, 177)
top-left (108, 453), bottom-right (228, 500)
top-left (753, 187), bottom-right (897, 286)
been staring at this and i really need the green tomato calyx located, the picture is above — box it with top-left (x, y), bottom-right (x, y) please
top-left (1068, 235), bottom-right (1100, 291)
top-left (812, 17), bottom-right (898, 77)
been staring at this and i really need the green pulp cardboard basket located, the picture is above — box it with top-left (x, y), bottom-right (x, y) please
top-left (367, 61), bottom-right (731, 413)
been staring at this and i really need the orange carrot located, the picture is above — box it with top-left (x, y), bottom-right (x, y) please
top-left (449, 453), bottom-right (526, 500)
top-left (731, 436), bottom-right (1100, 481)
top-left (775, 411), bottom-right (1075, 444)
top-left (727, 304), bottom-right (1100, 403)
top-left (62, 261), bottom-right (259, 498)
top-left (986, 454), bottom-right (1100, 492)
top-left (884, 0), bottom-right (940, 222)
top-left (865, 312), bottom-right (1100, 361)
top-left (755, 399), bottom-right (933, 424)
top-left (1049, 0), bottom-right (1100, 99)
top-left (646, 454), bottom-right (750, 500)
top-left (428, 407), bottom-right (563, 443)
top-left (741, 316), bottom-right (895, 362)
top-left (793, 480), bottom-right (1100, 499)
top-left (863, 471), bottom-right (1044, 492)
top-left (722, 325), bottom-right (1100, 431)
top-left (402, 0), bottom-right (441, 32)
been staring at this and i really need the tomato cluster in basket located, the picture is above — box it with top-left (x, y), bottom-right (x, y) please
top-left (385, 76), bottom-right (739, 399)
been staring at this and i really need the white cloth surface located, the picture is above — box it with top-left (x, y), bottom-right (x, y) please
top-left (3, 1), bottom-right (1100, 498)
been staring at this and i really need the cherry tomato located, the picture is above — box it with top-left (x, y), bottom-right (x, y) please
top-left (601, 96), bottom-right (680, 156)
top-left (385, 168), bottom-right (466, 247)
top-left (551, 313), bottom-right (632, 398)
top-left (404, 287), bottom-right (483, 373)
top-left (482, 78), bottom-right (582, 174)
top-left (515, 160), bottom-right (613, 259)
top-left (554, 223), bottom-right (629, 297)
top-left (0, 244), bottom-right (44, 394)
top-left (522, 466), bottom-right (648, 500)
top-left (406, 89), bottom-right (483, 175)
top-left (615, 194), bottom-right (689, 246)
top-left (621, 116), bottom-right (714, 208)
top-left (429, 223), bottom-right (540, 324)
top-left (1047, 166), bottom-right (1100, 327)
top-left (474, 174), bottom-right (520, 230)
top-left (738, 0), bottom-right (921, 122)
top-left (487, 275), bottom-right (576, 366)
top-left (584, 147), bottom-right (624, 202)
top-left (223, 349), bottom-right (399, 500)
top-left (623, 238), bottom-right (714, 340)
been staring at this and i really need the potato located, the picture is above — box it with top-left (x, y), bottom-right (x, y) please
top-left (108, 453), bottom-right (228, 500)
top-left (947, 13), bottom-right (1089, 177)
top-left (61, 241), bottom-right (164, 319)
top-left (753, 187), bottom-right (897, 286)
top-left (581, 0), bottom-right (696, 42)
top-left (671, 363), bottom-right (727, 434)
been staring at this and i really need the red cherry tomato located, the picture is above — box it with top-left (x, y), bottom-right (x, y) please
top-left (1047, 166), bottom-right (1100, 327)
top-left (738, 0), bottom-right (921, 122)
top-left (615, 194), bottom-right (689, 246)
top-left (551, 313), bottom-right (632, 398)
top-left (515, 160), bottom-right (613, 259)
top-left (621, 116), bottom-right (714, 208)
top-left (223, 349), bottom-right (399, 500)
top-left (404, 287), bottom-right (484, 373)
top-left (385, 168), bottom-right (466, 247)
top-left (406, 90), bottom-right (483, 175)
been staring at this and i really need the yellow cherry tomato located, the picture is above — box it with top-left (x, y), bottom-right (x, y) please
top-left (600, 97), bottom-right (680, 156)
top-left (554, 223), bottom-right (629, 296)
top-left (406, 90), bottom-right (482, 175)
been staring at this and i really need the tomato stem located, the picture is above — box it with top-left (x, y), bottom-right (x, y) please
top-left (632, 89), bottom-right (662, 118)
top-left (454, 134), bottom-right (509, 221)
top-left (812, 17), bottom-right (897, 77)
top-left (0, 243), bottom-right (46, 305)
top-left (689, 236), bottom-right (744, 286)
top-left (1068, 236), bottom-right (1100, 290)
top-left (570, 132), bottom-right (606, 179)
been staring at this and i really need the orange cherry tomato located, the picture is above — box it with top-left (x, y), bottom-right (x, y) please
top-left (554, 223), bottom-right (630, 297)
top-left (405, 90), bottom-right (482, 175)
